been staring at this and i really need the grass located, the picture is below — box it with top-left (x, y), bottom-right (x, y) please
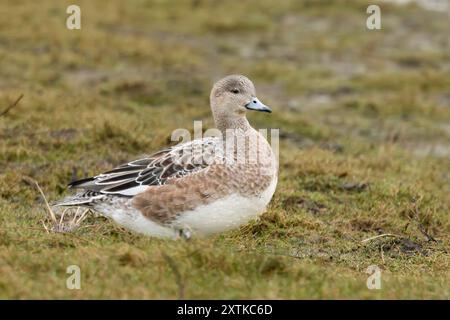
top-left (0, 0), bottom-right (449, 299)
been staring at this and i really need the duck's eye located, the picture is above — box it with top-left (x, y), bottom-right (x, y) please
top-left (231, 88), bottom-right (240, 94)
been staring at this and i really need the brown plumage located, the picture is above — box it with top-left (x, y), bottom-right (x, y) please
top-left (55, 75), bottom-right (278, 238)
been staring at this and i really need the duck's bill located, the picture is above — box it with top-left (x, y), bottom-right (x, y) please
top-left (245, 97), bottom-right (272, 113)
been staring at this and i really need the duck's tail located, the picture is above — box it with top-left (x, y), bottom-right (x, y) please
top-left (53, 191), bottom-right (106, 207)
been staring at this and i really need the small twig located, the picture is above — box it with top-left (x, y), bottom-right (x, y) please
top-left (75, 209), bottom-right (89, 225)
top-left (59, 208), bottom-right (66, 224)
top-left (0, 94), bottom-right (23, 117)
top-left (380, 244), bottom-right (386, 264)
top-left (23, 176), bottom-right (57, 223)
top-left (71, 207), bottom-right (80, 225)
top-left (41, 220), bottom-right (50, 234)
top-left (361, 233), bottom-right (400, 244)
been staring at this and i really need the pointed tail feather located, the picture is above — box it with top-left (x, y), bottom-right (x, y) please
top-left (53, 191), bottom-right (105, 207)
top-left (68, 177), bottom-right (95, 189)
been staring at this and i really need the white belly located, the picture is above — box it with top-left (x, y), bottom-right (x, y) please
top-left (172, 176), bottom-right (278, 236)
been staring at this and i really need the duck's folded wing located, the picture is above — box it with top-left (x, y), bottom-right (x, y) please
top-left (68, 137), bottom-right (223, 197)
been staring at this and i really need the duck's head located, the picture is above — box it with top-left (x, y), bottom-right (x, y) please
top-left (210, 75), bottom-right (271, 128)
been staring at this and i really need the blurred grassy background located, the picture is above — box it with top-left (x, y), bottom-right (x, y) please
top-left (0, 0), bottom-right (449, 298)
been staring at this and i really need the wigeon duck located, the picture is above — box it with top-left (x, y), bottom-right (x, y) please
top-left (55, 75), bottom-right (278, 239)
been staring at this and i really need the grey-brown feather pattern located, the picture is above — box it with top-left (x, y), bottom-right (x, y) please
top-left (68, 137), bottom-right (223, 196)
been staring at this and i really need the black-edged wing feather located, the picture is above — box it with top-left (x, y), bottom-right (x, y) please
top-left (68, 138), bottom-right (223, 197)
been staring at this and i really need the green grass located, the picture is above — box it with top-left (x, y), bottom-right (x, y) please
top-left (0, 0), bottom-right (449, 299)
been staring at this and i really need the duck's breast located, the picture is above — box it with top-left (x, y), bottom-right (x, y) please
top-left (172, 175), bottom-right (278, 235)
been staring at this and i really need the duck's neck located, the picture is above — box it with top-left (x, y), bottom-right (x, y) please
top-left (214, 115), bottom-right (252, 134)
